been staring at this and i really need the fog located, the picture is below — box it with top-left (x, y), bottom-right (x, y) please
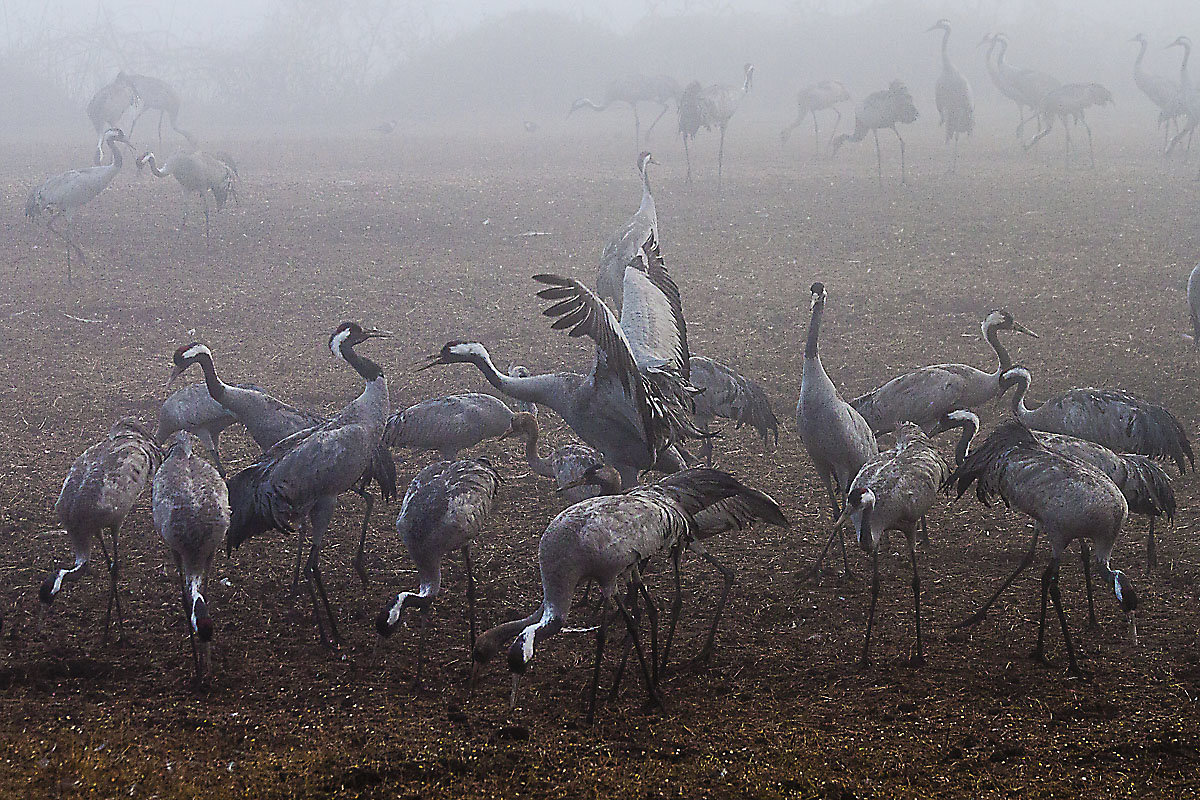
top-left (5, 0), bottom-right (1200, 136)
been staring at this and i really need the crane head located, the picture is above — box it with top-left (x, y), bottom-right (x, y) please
top-left (500, 411), bottom-right (538, 440)
top-left (558, 463), bottom-right (622, 495)
top-left (329, 322), bottom-right (392, 360)
top-left (420, 341), bottom-right (488, 370)
top-left (1113, 570), bottom-right (1137, 614)
top-left (1130, 33), bottom-right (1148, 44)
top-left (998, 366), bottom-right (1032, 395)
top-left (809, 282), bottom-right (826, 310)
top-left (167, 343), bottom-right (211, 388)
top-left (743, 63), bottom-right (755, 93)
top-left (1167, 35), bottom-right (1192, 50)
top-left (977, 33), bottom-right (995, 48)
top-left (637, 150), bottom-right (658, 172)
top-left (984, 309), bottom-right (1038, 339)
top-left (926, 18), bottom-right (950, 33)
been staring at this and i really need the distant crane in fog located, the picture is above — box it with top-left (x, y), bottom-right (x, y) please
top-left (569, 74), bottom-right (680, 146)
top-left (830, 80), bottom-right (919, 184)
top-left (780, 80), bottom-right (851, 156)
top-left (986, 33), bottom-right (1060, 139)
top-left (137, 150), bottom-right (237, 244)
top-left (677, 63), bottom-right (755, 186)
top-left (927, 19), bottom-right (974, 172)
top-left (117, 72), bottom-right (194, 147)
top-left (25, 127), bottom-right (132, 283)
top-left (1025, 82), bottom-right (1114, 168)
top-left (86, 79), bottom-right (137, 151)
top-left (1165, 36), bottom-right (1199, 156)
top-left (1130, 34), bottom-right (1187, 151)
top-left (1186, 263), bottom-right (1200, 347)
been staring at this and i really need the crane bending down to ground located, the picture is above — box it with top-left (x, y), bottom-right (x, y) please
top-left (928, 19), bottom-right (974, 172)
top-left (677, 64), bottom-right (755, 186)
top-left (156, 382), bottom-right (257, 478)
top-left (376, 458), bottom-right (501, 686)
top-left (225, 323), bottom-right (392, 647)
top-left (596, 151), bottom-right (658, 311)
top-left (568, 74), bottom-right (680, 145)
top-left (502, 412), bottom-right (605, 504)
top-left (830, 81), bottom-right (919, 184)
top-left (836, 423), bottom-right (949, 667)
top-left (797, 282), bottom-right (878, 579)
top-left (1025, 83), bottom-right (1114, 168)
top-left (153, 431), bottom-right (230, 681)
top-left (423, 234), bottom-right (708, 488)
top-left (851, 309), bottom-right (1037, 434)
top-left (26, 127), bottom-right (132, 283)
top-left (1000, 367), bottom-right (1193, 473)
top-left (470, 468), bottom-right (784, 724)
top-left (989, 33), bottom-right (1060, 139)
top-left (1130, 34), bottom-right (1186, 150)
top-left (780, 80), bottom-right (851, 156)
top-left (946, 421), bottom-right (1137, 675)
top-left (168, 343), bottom-right (397, 585)
top-left (117, 72), bottom-right (194, 146)
top-left (40, 418), bottom-right (162, 642)
top-left (138, 151), bottom-right (237, 244)
top-left (383, 393), bottom-right (513, 461)
top-left (688, 355), bottom-right (779, 465)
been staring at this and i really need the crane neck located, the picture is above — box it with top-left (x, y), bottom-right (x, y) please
top-left (954, 419), bottom-right (978, 466)
top-left (1008, 372), bottom-right (1034, 419)
top-left (103, 137), bottom-right (124, 171)
top-left (1182, 43), bottom-right (1193, 85)
top-left (940, 27), bottom-right (952, 68)
top-left (472, 605), bottom-right (545, 665)
top-left (1134, 39), bottom-right (1148, 69)
top-left (338, 340), bottom-right (384, 383)
top-left (805, 297), bottom-right (824, 360)
top-left (193, 351), bottom-right (230, 402)
top-left (517, 425), bottom-right (554, 479)
top-left (639, 162), bottom-right (653, 204)
top-left (995, 37), bottom-right (1010, 68)
top-left (983, 321), bottom-right (1013, 376)
top-left (144, 153), bottom-right (169, 178)
top-left (464, 347), bottom-right (549, 405)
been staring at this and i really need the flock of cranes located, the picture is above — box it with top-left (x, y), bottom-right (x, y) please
top-left (13, 21), bottom-right (1200, 727)
top-left (29, 126), bottom-right (1196, 723)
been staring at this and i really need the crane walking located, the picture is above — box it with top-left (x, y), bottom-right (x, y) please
top-left (830, 81), bottom-right (919, 184)
top-left (780, 80), bottom-right (850, 156)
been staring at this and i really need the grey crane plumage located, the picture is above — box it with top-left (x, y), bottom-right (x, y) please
top-left (470, 468), bottom-right (784, 723)
top-left (945, 421), bottom-right (1137, 674)
top-left (677, 64), bottom-right (754, 186)
top-left (155, 382), bottom-right (261, 478)
top-left (851, 309), bottom-right (1038, 435)
top-left (25, 127), bottom-right (131, 283)
top-left (1025, 83), bottom-right (1114, 168)
top-left (384, 393), bottom-right (513, 460)
top-left (927, 19), bottom-right (974, 172)
top-left (41, 418), bottom-right (162, 641)
top-left (780, 80), bottom-right (851, 156)
top-left (987, 34), bottom-right (1061, 139)
top-left (137, 150), bottom-right (237, 243)
top-left (376, 458), bottom-right (501, 686)
top-left (507, 365), bottom-right (537, 415)
top-left (1186, 263), bottom-right (1200, 347)
top-left (153, 431), bottom-right (230, 680)
top-left (568, 73), bottom-right (680, 146)
top-left (797, 282), bottom-right (879, 578)
top-left (168, 342), bottom-right (397, 584)
top-left (1165, 36), bottom-right (1200, 156)
top-left (116, 72), bottom-right (194, 146)
top-left (224, 323), bottom-right (392, 646)
top-left (1001, 367), bottom-right (1194, 474)
top-left (830, 81), bottom-right (919, 184)
top-left (835, 423), bottom-right (950, 666)
top-left (1130, 35), bottom-right (1187, 151)
top-left (86, 79), bottom-right (137, 145)
top-left (688, 354), bottom-right (779, 466)
top-left (502, 411), bottom-right (605, 504)
top-left (423, 233), bottom-right (707, 489)
top-left (596, 151), bottom-right (658, 311)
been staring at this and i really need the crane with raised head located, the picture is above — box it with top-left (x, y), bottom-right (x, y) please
top-left (927, 19), bottom-right (974, 171)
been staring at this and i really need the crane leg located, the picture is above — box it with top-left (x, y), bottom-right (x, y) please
top-left (828, 108), bottom-right (843, 151)
top-left (202, 194), bottom-right (211, 248)
top-left (305, 500), bottom-right (342, 647)
top-left (198, 429), bottom-right (226, 478)
top-left (608, 582), bottom-right (639, 701)
top-left (660, 543), bottom-right (683, 673)
top-left (645, 103), bottom-right (669, 140)
top-left (1080, 540), bottom-right (1098, 629)
top-left (895, 128), bottom-right (907, 185)
top-left (178, 562), bottom-right (199, 678)
top-left (584, 605), bottom-right (612, 726)
top-left (873, 129), bottom-right (882, 186)
top-left (683, 136), bottom-right (693, 184)
top-left (812, 112), bottom-right (820, 156)
top-left (1049, 559), bottom-right (1082, 675)
top-left (717, 126), bottom-right (727, 190)
top-left (803, 472), bottom-right (851, 582)
top-left (463, 544), bottom-right (476, 651)
top-left (907, 535), bottom-right (924, 666)
top-left (919, 515), bottom-right (929, 546)
top-left (959, 525), bottom-right (1039, 627)
top-left (1032, 556), bottom-right (1053, 664)
top-left (412, 607), bottom-right (433, 689)
top-left (127, 108), bottom-right (149, 140)
top-left (1080, 117), bottom-right (1095, 169)
top-left (97, 525), bottom-right (124, 643)
top-left (860, 547), bottom-right (880, 669)
top-left (633, 104), bottom-right (641, 148)
top-left (613, 589), bottom-right (662, 709)
top-left (46, 216), bottom-right (85, 283)
top-left (1063, 119), bottom-right (1073, 168)
top-left (634, 576), bottom-right (659, 689)
top-left (292, 519), bottom-right (307, 591)
top-left (1147, 517), bottom-right (1158, 571)
top-left (692, 542), bottom-right (735, 664)
top-left (158, 110), bottom-right (165, 146)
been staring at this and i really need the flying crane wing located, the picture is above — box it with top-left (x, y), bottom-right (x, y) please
top-left (621, 233), bottom-right (690, 379)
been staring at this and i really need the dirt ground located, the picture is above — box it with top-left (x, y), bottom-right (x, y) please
top-left (2, 115), bottom-right (1200, 799)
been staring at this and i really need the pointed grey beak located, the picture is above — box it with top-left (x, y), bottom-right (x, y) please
top-left (364, 328), bottom-right (392, 340)
top-left (1013, 322), bottom-right (1039, 338)
top-left (166, 364), bottom-right (183, 390)
top-left (416, 355), bottom-right (442, 371)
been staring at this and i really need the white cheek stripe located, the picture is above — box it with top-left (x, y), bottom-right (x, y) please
top-left (387, 592), bottom-right (415, 627)
top-left (182, 344), bottom-right (209, 359)
top-left (330, 328), bottom-right (352, 359)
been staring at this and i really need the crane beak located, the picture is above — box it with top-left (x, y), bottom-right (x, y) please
top-left (165, 365), bottom-right (183, 389)
top-left (1013, 322), bottom-right (1039, 338)
top-left (831, 506), bottom-right (850, 531)
top-left (977, 34), bottom-right (992, 47)
top-left (364, 328), bottom-right (392, 340)
top-left (557, 476), bottom-right (587, 493)
top-left (415, 354), bottom-right (443, 371)
top-left (925, 24), bottom-right (940, 32)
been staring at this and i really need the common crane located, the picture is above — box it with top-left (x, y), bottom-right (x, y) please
top-left (501, 411), bottom-right (605, 504)
top-left (1025, 83), bottom-right (1114, 168)
top-left (830, 81), bottom-right (919, 184)
top-left (596, 151), bottom-right (658, 311)
top-left (780, 80), bottom-right (850, 156)
top-left (137, 150), bottom-right (237, 244)
top-left (383, 393), bottom-right (514, 461)
top-left (568, 74), bottom-right (680, 145)
top-left (688, 355), bottom-right (779, 466)
top-left (677, 64), bottom-right (754, 186)
top-left (927, 19), bottom-right (974, 172)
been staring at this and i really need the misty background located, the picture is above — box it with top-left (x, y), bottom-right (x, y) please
top-left (4, 0), bottom-right (1200, 138)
